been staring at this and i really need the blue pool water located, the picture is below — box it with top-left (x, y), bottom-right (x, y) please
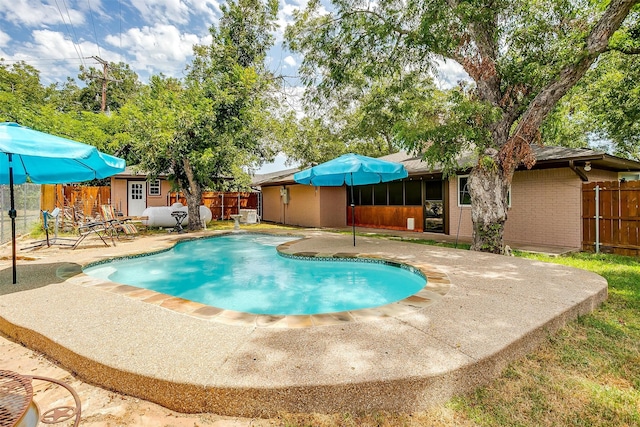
top-left (83, 234), bottom-right (426, 315)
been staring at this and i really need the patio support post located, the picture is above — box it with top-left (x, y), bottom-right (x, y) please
top-left (8, 153), bottom-right (17, 284)
top-left (350, 172), bottom-right (355, 247)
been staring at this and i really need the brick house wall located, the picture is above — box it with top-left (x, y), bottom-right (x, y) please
top-left (448, 167), bottom-right (619, 249)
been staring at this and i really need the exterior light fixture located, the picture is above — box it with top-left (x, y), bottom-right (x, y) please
top-left (584, 162), bottom-right (592, 172)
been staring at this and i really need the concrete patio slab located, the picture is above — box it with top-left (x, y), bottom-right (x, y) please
top-left (0, 229), bottom-right (607, 417)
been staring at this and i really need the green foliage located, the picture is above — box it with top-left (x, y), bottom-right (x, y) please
top-left (543, 47), bottom-right (640, 159)
top-left (77, 61), bottom-right (142, 113)
top-left (0, 61), bottom-right (46, 123)
top-left (117, 0), bottom-right (278, 231)
top-left (0, 60), bottom-right (120, 161)
top-left (286, 0), bottom-right (639, 253)
top-left (478, 154), bottom-right (498, 172)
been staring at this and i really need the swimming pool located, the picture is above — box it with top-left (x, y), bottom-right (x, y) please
top-left (83, 234), bottom-right (427, 315)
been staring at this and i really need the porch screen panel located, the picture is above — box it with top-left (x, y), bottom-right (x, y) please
top-left (405, 180), bottom-right (422, 205)
top-left (388, 181), bottom-right (403, 205)
top-left (360, 185), bottom-right (373, 205)
top-left (425, 180), bottom-right (443, 199)
top-left (374, 183), bottom-right (387, 205)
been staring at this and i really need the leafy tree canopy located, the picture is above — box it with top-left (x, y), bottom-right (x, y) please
top-left (118, 0), bottom-right (279, 229)
top-left (77, 61), bottom-right (142, 113)
top-left (286, 0), bottom-right (639, 253)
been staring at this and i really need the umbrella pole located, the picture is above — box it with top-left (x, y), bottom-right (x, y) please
top-left (8, 153), bottom-right (17, 284)
top-left (350, 173), bottom-right (355, 246)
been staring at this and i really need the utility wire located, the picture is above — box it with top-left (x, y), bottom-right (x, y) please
top-left (0, 58), bottom-right (86, 63)
top-left (53, 0), bottom-right (85, 68)
top-left (118, 0), bottom-right (123, 50)
top-left (62, 0), bottom-right (86, 63)
top-left (87, 0), bottom-right (102, 57)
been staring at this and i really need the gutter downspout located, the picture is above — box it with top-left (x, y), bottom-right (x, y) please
top-left (569, 160), bottom-right (589, 182)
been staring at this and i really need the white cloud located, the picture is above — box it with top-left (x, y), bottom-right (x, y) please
top-left (1, 30), bottom-right (123, 84)
top-left (434, 59), bottom-right (470, 89)
top-left (189, 0), bottom-right (222, 19)
top-left (275, 1), bottom-right (303, 42)
top-left (129, 0), bottom-right (220, 26)
top-left (130, 0), bottom-right (190, 25)
top-left (275, 0), bottom-right (329, 43)
top-left (0, 30), bottom-right (10, 47)
top-left (105, 24), bottom-right (204, 77)
top-left (0, 0), bottom-right (85, 27)
top-left (283, 55), bottom-right (296, 67)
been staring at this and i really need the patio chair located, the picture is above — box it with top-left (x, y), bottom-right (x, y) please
top-left (101, 205), bottom-right (139, 240)
top-left (72, 219), bottom-right (111, 249)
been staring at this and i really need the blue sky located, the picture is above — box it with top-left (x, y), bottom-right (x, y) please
top-left (0, 0), bottom-right (308, 85)
top-left (0, 0), bottom-right (312, 172)
top-left (0, 0), bottom-right (468, 173)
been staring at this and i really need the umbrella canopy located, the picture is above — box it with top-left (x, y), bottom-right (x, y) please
top-left (293, 153), bottom-right (408, 245)
top-left (293, 153), bottom-right (408, 186)
top-left (0, 123), bottom-right (125, 184)
top-left (1, 122), bottom-right (126, 283)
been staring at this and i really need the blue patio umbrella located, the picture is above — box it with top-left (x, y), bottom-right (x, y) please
top-left (1, 122), bottom-right (126, 283)
top-left (293, 153), bottom-right (408, 246)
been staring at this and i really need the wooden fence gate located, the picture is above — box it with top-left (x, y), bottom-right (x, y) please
top-left (582, 180), bottom-right (640, 256)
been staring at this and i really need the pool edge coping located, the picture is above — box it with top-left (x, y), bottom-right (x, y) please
top-left (70, 231), bottom-right (452, 328)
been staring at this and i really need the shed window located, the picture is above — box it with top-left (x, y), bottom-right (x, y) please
top-left (148, 179), bottom-right (161, 196)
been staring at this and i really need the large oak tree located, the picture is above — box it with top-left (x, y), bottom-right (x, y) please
top-left (287, 0), bottom-right (639, 253)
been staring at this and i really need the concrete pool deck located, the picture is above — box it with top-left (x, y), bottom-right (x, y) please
top-left (0, 229), bottom-right (607, 417)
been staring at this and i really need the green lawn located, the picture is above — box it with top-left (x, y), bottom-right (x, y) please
top-left (276, 250), bottom-right (640, 427)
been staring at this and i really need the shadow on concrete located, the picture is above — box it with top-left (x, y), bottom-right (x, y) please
top-left (0, 262), bottom-right (82, 295)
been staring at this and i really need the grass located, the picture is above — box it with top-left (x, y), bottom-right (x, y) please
top-left (274, 250), bottom-right (640, 426)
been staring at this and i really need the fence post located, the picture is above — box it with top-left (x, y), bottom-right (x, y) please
top-left (595, 185), bottom-right (600, 254)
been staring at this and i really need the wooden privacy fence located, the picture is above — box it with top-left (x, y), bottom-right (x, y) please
top-left (40, 184), bottom-right (111, 229)
top-left (169, 191), bottom-right (259, 220)
top-left (582, 180), bottom-right (640, 256)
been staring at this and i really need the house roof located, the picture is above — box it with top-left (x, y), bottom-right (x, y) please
top-left (251, 145), bottom-right (640, 187)
top-left (113, 166), bottom-right (169, 178)
top-left (379, 146), bottom-right (640, 176)
top-left (252, 167), bottom-right (300, 187)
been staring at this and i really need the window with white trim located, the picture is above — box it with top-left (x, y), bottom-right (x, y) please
top-left (458, 175), bottom-right (511, 207)
top-left (148, 179), bottom-right (161, 196)
top-left (458, 175), bottom-right (472, 206)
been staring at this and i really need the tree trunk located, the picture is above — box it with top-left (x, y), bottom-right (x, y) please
top-left (468, 150), bottom-right (511, 254)
top-left (184, 189), bottom-right (203, 231)
top-left (182, 157), bottom-right (203, 231)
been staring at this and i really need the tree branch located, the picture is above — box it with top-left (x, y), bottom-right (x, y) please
top-left (339, 9), bottom-right (411, 35)
top-left (510, 0), bottom-right (639, 146)
top-left (451, 6), bottom-right (502, 106)
top-left (608, 45), bottom-right (640, 55)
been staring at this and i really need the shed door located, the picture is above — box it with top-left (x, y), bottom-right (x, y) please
top-left (128, 181), bottom-right (146, 216)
